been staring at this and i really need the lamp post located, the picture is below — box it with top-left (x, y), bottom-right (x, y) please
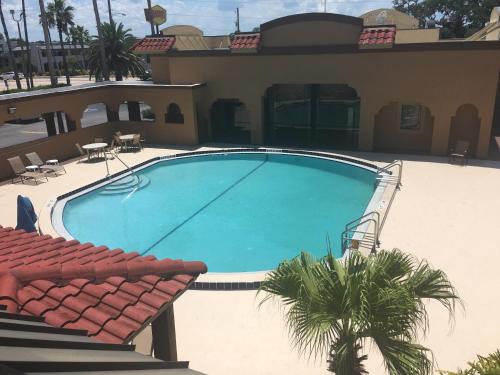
top-left (9, 9), bottom-right (30, 89)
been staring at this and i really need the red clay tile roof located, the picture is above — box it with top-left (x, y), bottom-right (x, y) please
top-left (358, 26), bottom-right (396, 49)
top-left (130, 36), bottom-right (176, 53)
top-left (0, 225), bottom-right (206, 344)
top-left (230, 33), bottom-right (261, 50)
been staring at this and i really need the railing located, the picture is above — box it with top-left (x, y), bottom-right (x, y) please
top-left (376, 160), bottom-right (403, 231)
top-left (105, 150), bottom-right (136, 178)
top-left (341, 211), bottom-right (380, 255)
top-left (341, 160), bottom-right (403, 256)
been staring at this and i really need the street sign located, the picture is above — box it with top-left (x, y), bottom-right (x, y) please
top-left (144, 5), bottom-right (167, 26)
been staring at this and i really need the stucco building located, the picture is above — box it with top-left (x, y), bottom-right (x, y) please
top-left (129, 9), bottom-right (500, 158)
top-left (0, 9), bottom-right (500, 182)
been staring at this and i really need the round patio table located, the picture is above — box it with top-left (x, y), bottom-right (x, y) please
top-left (82, 142), bottom-right (107, 161)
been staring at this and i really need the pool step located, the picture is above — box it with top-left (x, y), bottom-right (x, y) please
top-left (98, 175), bottom-right (151, 196)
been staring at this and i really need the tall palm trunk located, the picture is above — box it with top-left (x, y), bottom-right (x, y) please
top-left (57, 26), bottom-right (70, 85)
top-left (92, 0), bottom-right (109, 80)
top-left (80, 40), bottom-right (86, 69)
top-left (22, 0), bottom-right (34, 89)
top-left (0, 1), bottom-right (21, 89)
top-left (38, 0), bottom-right (57, 87)
top-left (107, 0), bottom-right (112, 23)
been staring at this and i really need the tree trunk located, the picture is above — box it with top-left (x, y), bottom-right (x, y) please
top-left (0, 1), bottom-right (22, 89)
top-left (58, 28), bottom-right (70, 85)
top-left (38, 0), bottom-right (57, 87)
top-left (115, 71), bottom-right (123, 81)
top-left (21, 0), bottom-right (34, 89)
top-left (107, 0), bottom-right (113, 23)
top-left (80, 41), bottom-right (86, 69)
top-left (92, 0), bottom-right (109, 81)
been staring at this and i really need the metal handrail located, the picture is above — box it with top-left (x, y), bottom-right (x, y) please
top-left (377, 160), bottom-right (403, 231)
top-left (104, 150), bottom-right (137, 179)
top-left (341, 211), bottom-right (380, 255)
top-left (377, 160), bottom-right (403, 189)
top-left (344, 211), bottom-right (380, 230)
top-left (341, 161), bottom-right (403, 256)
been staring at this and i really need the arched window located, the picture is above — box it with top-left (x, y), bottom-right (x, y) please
top-left (81, 103), bottom-right (108, 128)
top-left (119, 101), bottom-right (155, 122)
top-left (165, 103), bottom-right (184, 124)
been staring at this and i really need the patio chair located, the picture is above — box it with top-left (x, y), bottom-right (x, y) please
top-left (449, 140), bottom-right (470, 165)
top-left (132, 134), bottom-right (142, 152)
top-left (75, 143), bottom-right (86, 161)
top-left (7, 156), bottom-right (48, 184)
top-left (113, 135), bottom-right (123, 152)
top-left (25, 152), bottom-right (66, 176)
top-left (115, 131), bottom-right (122, 137)
top-left (94, 137), bottom-right (104, 143)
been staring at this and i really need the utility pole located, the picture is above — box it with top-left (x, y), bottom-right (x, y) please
top-left (146, 0), bottom-right (155, 35)
top-left (10, 9), bottom-right (30, 89)
top-left (324, 0), bottom-right (327, 13)
top-left (21, 0), bottom-right (33, 88)
top-left (235, 7), bottom-right (240, 33)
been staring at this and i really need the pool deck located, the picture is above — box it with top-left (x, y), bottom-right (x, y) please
top-left (1, 145), bottom-right (499, 374)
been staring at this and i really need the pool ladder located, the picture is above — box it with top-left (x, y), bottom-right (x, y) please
top-left (340, 160), bottom-right (403, 256)
top-left (341, 211), bottom-right (380, 256)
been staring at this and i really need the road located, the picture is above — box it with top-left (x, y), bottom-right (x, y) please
top-left (0, 101), bottom-right (151, 149)
top-left (2, 75), bottom-right (139, 91)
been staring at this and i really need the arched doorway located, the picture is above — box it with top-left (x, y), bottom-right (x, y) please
top-left (374, 102), bottom-right (433, 153)
top-left (264, 84), bottom-right (360, 149)
top-left (449, 104), bottom-right (480, 157)
top-left (210, 99), bottom-right (251, 143)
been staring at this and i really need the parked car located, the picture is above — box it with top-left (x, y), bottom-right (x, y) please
top-left (0, 71), bottom-right (24, 80)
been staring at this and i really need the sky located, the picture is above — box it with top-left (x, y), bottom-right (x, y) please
top-left (3, 0), bottom-right (393, 41)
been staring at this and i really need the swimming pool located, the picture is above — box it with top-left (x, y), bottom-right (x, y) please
top-left (57, 151), bottom-right (378, 272)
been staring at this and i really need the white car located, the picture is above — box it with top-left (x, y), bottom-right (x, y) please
top-left (0, 71), bottom-right (25, 81)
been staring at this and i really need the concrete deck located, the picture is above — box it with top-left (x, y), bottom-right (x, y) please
top-left (1, 146), bottom-right (499, 374)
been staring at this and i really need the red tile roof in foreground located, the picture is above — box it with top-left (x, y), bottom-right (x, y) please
top-left (358, 26), bottom-right (396, 49)
top-left (0, 225), bottom-right (207, 344)
top-left (130, 36), bottom-right (176, 53)
top-left (230, 33), bottom-right (261, 50)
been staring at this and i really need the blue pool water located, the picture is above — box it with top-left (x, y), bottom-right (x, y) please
top-left (62, 153), bottom-right (377, 272)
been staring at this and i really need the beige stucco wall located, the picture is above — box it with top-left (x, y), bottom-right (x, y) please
top-left (157, 48), bottom-right (500, 158)
top-left (261, 21), bottom-right (362, 47)
top-left (0, 84), bottom-right (203, 180)
top-left (395, 28), bottom-right (440, 43)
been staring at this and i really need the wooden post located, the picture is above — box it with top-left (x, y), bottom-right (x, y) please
top-left (152, 304), bottom-right (177, 361)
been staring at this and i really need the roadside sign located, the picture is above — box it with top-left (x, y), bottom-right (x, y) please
top-left (144, 5), bottom-right (167, 26)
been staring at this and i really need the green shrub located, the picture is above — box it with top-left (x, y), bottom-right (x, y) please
top-left (442, 350), bottom-right (500, 375)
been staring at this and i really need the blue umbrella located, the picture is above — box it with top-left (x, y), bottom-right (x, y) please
top-left (15, 195), bottom-right (37, 233)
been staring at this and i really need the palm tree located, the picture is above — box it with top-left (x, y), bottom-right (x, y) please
top-left (45, 0), bottom-right (74, 85)
top-left (38, 0), bottom-right (57, 87)
top-left (258, 249), bottom-right (461, 375)
top-left (92, 0), bottom-right (109, 81)
top-left (88, 21), bottom-right (145, 81)
top-left (69, 25), bottom-right (89, 70)
top-left (0, 0), bottom-right (21, 89)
